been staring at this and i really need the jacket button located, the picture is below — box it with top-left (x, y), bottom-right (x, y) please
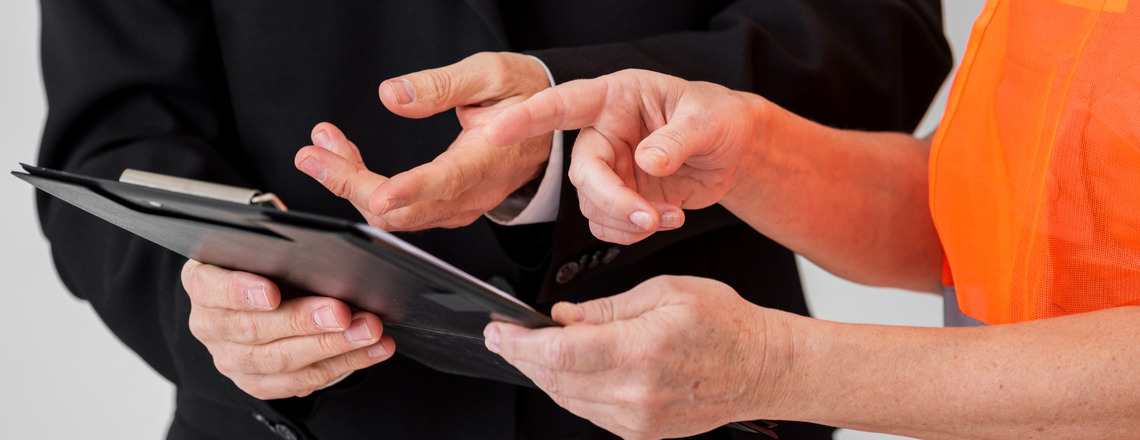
top-left (252, 412), bottom-right (299, 440)
top-left (601, 246), bottom-right (621, 264)
top-left (555, 261), bottom-right (580, 284)
top-left (274, 425), bottom-right (299, 440)
top-left (587, 250), bottom-right (604, 269)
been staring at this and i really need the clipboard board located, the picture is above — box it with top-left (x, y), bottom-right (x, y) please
top-left (14, 164), bottom-right (558, 387)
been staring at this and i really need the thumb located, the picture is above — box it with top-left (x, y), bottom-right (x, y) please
top-left (550, 286), bottom-right (665, 326)
top-left (379, 52), bottom-right (547, 119)
top-left (634, 114), bottom-right (720, 177)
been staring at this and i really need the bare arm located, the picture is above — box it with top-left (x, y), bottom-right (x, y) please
top-left (773, 303), bottom-right (1140, 439)
top-left (487, 276), bottom-right (1140, 440)
top-left (487, 69), bottom-right (941, 291)
top-left (723, 107), bottom-right (942, 291)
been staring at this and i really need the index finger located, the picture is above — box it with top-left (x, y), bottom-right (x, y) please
top-left (181, 260), bottom-right (281, 311)
top-left (484, 78), bottom-right (613, 148)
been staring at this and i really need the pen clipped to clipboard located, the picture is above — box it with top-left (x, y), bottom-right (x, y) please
top-left (119, 168), bottom-right (289, 211)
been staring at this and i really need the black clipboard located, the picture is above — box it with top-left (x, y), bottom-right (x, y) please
top-left (15, 164), bottom-right (558, 387)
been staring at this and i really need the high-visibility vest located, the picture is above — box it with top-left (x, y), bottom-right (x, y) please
top-left (930, 0), bottom-right (1140, 325)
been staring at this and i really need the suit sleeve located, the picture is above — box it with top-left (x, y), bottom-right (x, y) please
top-left (531, 0), bottom-right (952, 133)
top-left (37, 0), bottom-right (269, 413)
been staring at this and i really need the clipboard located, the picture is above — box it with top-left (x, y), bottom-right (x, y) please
top-left (14, 164), bottom-right (558, 387)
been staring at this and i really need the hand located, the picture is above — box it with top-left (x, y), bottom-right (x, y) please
top-left (483, 276), bottom-right (795, 440)
top-left (485, 69), bottom-right (768, 244)
top-left (295, 52), bottom-right (554, 230)
top-left (181, 260), bottom-right (395, 399)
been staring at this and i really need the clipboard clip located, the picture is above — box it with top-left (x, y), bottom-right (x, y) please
top-left (119, 169), bottom-right (288, 211)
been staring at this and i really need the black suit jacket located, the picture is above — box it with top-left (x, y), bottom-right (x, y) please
top-left (36, 1), bottom-right (951, 439)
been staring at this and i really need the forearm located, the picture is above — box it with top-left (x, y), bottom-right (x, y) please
top-left (755, 306), bottom-right (1140, 439)
top-left (722, 99), bottom-right (942, 291)
top-left (38, 0), bottom-right (252, 397)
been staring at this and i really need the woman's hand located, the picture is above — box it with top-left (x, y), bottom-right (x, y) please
top-left (485, 69), bottom-right (770, 244)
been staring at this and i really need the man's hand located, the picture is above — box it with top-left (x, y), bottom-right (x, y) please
top-left (182, 260), bottom-right (395, 400)
top-left (483, 275), bottom-right (796, 440)
top-left (485, 69), bottom-right (768, 244)
top-left (295, 52), bottom-right (554, 231)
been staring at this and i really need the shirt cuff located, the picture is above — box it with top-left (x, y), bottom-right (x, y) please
top-left (486, 55), bottom-right (563, 225)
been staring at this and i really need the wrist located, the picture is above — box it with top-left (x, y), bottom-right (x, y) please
top-left (507, 52), bottom-right (553, 95)
top-left (721, 93), bottom-right (778, 210)
top-left (736, 307), bottom-right (810, 423)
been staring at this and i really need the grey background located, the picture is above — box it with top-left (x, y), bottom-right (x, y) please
top-left (0, 1), bottom-right (985, 438)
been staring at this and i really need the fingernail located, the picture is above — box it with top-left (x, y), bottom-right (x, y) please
top-left (344, 318), bottom-right (374, 343)
top-left (629, 210), bottom-right (654, 231)
top-left (314, 307), bottom-right (341, 331)
top-left (244, 283), bottom-right (271, 310)
top-left (386, 79), bottom-right (416, 105)
top-left (380, 197), bottom-right (406, 215)
top-left (659, 210), bottom-right (683, 229)
top-left (314, 130), bottom-right (332, 150)
top-left (368, 342), bottom-right (390, 359)
top-left (484, 325), bottom-right (501, 354)
top-left (299, 157), bottom-right (326, 182)
top-left (643, 147), bottom-right (669, 169)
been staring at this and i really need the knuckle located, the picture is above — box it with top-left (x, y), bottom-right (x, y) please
top-left (187, 310), bottom-right (211, 341)
top-left (293, 365), bottom-right (333, 392)
top-left (287, 305), bottom-right (316, 336)
top-left (437, 160), bottom-right (471, 199)
top-left (485, 54), bottom-right (514, 94)
top-left (314, 333), bottom-right (346, 357)
top-left (212, 353), bottom-right (237, 377)
top-left (214, 313), bottom-right (238, 342)
top-left (259, 344), bottom-right (293, 374)
top-left (325, 174), bottom-right (352, 198)
top-left (542, 333), bottom-right (574, 370)
top-left (229, 312), bottom-right (261, 344)
top-left (593, 298), bottom-right (616, 323)
top-left (599, 189), bottom-right (623, 217)
top-left (615, 388), bottom-right (667, 429)
top-left (654, 127), bottom-right (687, 151)
top-left (424, 69), bottom-right (453, 101)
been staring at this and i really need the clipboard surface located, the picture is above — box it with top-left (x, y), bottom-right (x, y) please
top-left (15, 164), bottom-right (557, 386)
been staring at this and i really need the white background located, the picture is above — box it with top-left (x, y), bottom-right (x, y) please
top-left (0, 1), bottom-right (985, 438)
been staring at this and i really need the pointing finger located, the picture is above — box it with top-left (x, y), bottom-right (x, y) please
top-left (485, 77), bottom-right (616, 147)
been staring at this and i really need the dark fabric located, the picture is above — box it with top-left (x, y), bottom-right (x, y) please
top-left (36, 0), bottom-right (952, 439)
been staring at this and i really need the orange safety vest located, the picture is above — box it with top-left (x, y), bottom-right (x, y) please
top-left (930, 0), bottom-right (1140, 325)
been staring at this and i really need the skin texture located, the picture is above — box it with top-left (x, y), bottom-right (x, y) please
top-left (482, 69), bottom-right (1140, 440)
top-left (186, 52), bottom-right (554, 399)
